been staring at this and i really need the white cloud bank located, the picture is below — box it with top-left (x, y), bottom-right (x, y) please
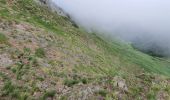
top-left (52, 0), bottom-right (170, 57)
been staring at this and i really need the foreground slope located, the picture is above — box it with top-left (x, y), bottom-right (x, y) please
top-left (0, 0), bottom-right (170, 99)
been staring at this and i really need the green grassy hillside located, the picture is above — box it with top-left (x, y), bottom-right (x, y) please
top-left (0, 0), bottom-right (170, 100)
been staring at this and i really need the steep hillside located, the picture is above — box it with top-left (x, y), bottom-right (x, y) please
top-left (0, 0), bottom-right (170, 100)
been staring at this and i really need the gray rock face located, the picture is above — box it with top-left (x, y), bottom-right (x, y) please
top-left (37, 0), bottom-right (79, 28)
top-left (39, 0), bottom-right (48, 4)
top-left (37, 0), bottom-right (68, 17)
top-left (49, 1), bottom-right (69, 17)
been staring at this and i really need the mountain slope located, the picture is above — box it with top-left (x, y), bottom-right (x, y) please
top-left (0, 0), bottom-right (170, 100)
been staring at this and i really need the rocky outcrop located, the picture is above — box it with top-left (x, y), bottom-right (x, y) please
top-left (37, 0), bottom-right (79, 28)
top-left (37, 0), bottom-right (68, 17)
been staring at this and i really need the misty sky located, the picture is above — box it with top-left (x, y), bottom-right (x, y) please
top-left (52, 0), bottom-right (170, 56)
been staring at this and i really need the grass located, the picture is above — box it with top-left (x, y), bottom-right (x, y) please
top-left (2, 81), bottom-right (16, 96)
top-left (63, 77), bottom-right (88, 87)
top-left (96, 89), bottom-right (108, 97)
top-left (12, 0), bottom-right (67, 35)
top-left (42, 90), bottom-right (56, 100)
top-left (35, 48), bottom-right (45, 58)
top-left (0, 0), bottom-right (6, 4)
top-left (2, 80), bottom-right (29, 100)
top-left (0, 33), bottom-right (8, 44)
top-left (15, 62), bottom-right (26, 80)
top-left (64, 79), bottom-right (79, 87)
top-left (0, 73), bottom-right (21, 98)
top-left (147, 90), bottom-right (156, 100)
top-left (0, 0), bottom-right (170, 99)
top-left (0, 72), bottom-right (9, 80)
top-left (0, 8), bottom-right (9, 17)
top-left (95, 35), bottom-right (170, 76)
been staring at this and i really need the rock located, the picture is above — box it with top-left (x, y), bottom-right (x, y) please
top-left (37, 58), bottom-right (51, 67)
top-left (37, 82), bottom-right (49, 91)
top-left (33, 92), bottom-right (42, 99)
top-left (114, 76), bottom-right (128, 92)
top-left (37, 0), bottom-right (69, 18)
top-left (39, 0), bottom-right (48, 4)
top-left (0, 53), bottom-right (13, 67)
top-left (156, 90), bottom-right (169, 100)
top-left (48, 1), bottom-right (69, 17)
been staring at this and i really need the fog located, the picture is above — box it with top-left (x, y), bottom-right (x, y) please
top-left (52, 0), bottom-right (170, 57)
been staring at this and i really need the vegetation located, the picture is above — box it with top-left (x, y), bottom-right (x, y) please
top-left (42, 90), bottom-right (56, 100)
top-left (0, 33), bottom-right (8, 44)
top-left (35, 48), bottom-right (46, 58)
top-left (0, 0), bottom-right (170, 99)
top-left (64, 79), bottom-right (79, 87)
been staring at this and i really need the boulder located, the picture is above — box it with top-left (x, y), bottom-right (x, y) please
top-left (114, 76), bottom-right (128, 92)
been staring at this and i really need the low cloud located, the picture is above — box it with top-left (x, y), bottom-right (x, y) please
top-left (52, 0), bottom-right (170, 57)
